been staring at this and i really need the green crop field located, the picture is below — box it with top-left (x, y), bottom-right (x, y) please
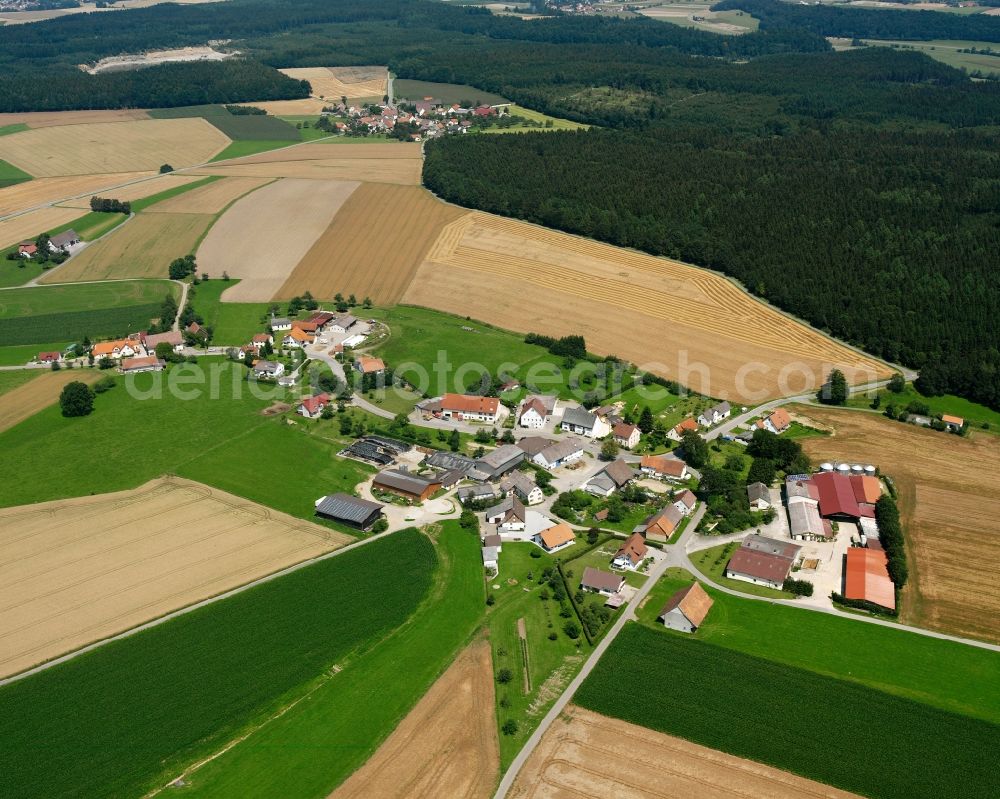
top-left (0, 158), bottom-right (31, 187)
top-left (211, 139), bottom-right (301, 161)
top-left (0, 123), bottom-right (28, 137)
top-left (394, 79), bottom-right (509, 106)
top-left (149, 105), bottom-right (301, 140)
top-left (575, 624), bottom-right (1000, 799)
top-left (0, 530), bottom-right (437, 799)
top-left (637, 569), bottom-right (1000, 725)
top-left (848, 381), bottom-right (1000, 432)
top-left (179, 521), bottom-right (485, 797)
top-left (0, 280), bottom-right (178, 346)
top-left (189, 279), bottom-right (273, 343)
top-left (0, 369), bottom-right (38, 396)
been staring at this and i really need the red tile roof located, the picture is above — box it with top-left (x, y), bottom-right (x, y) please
top-left (441, 393), bottom-right (499, 415)
top-left (615, 533), bottom-right (647, 566)
top-left (814, 472), bottom-right (874, 519)
top-left (767, 407), bottom-right (791, 432)
top-left (850, 475), bottom-right (882, 505)
top-left (299, 392), bottom-right (330, 415)
top-left (674, 418), bottom-right (698, 434)
top-left (845, 547), bottom-right (896, 610)
top-left (660, 582), bottom-right (713, 627)
top-left (37, 351), bottom-right (61, 362)
top-left (641, 455), bottom-right (687, 477)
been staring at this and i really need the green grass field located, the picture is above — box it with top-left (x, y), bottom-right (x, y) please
top-left (637, 569), bottom-right (1000, 724)
top-left (0, 158), bottom-right (31, 187)
top-left (189, 279), bottom-right (273, 343)
top-left (689, 541), bottom-right (792, 598)
top-left (149, 104), bottom-right (301, 140)
top-left (0, 259), bottom-right (44, 289)
top-left (861, 38), bottom-right (1000, 77)
top-left (0, 530), bottom-right (437, 799)
top-left (211, 140), bottom-right (302, 161)
top-left (0, 369), bottom-right (39, 396)
top-left (0, 123), bottom-right (28, 137)
top-left (575, 624), bottom-right (1000, 799)
top-left (848, 380), bottom-right (1000, 432)
top-left (0, 342), bottom-right (66, 365)
top-left (0, 280), bottom-right (178, 346)
top-left (487, 541), bottom-right (592, 767)
top-left (179, 521), bottom-right (485, 797)
top-left (481, 104), bottom-right (588, 133)
top-left (394, 79), bottom-right (509, 106)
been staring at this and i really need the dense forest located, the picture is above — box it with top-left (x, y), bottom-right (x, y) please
top-left (717, 0), bottom-right (1000, 43)
top-left (1, 0), bottom-right (998, 407)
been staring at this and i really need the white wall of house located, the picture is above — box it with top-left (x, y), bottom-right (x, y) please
top-left (660, 608), bottom-right (695, 633)
top-left (725, 569), bottom-right (782, 591)
top-left (519, 407), bottom-right (545, 428)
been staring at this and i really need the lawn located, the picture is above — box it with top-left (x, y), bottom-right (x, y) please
top-left (394, 79), bottom-right (509, 106)
top-left (211, 140), bottom-right (301, 161)
top-left (847, 380), bottom-right (1000, 433)
top-left (486, 541), bottom-right (593, 768)
top-left (130, 175), bottom-right (219, 212)
top-left (481, 104), bottom-right (589, 133)
top-left (0, 369), bottom-right (39, 396)
top-left (0, 258), bottom-right (44, 288)
top-left (574, 624), bottom-right (1000, 799)
top-left (177, 521), bottom-right (484, 798)
top-left (563, 538), bottom-right (649, 590)
top-left (689, 541), bottom-right (792, 598)
top-left (0, 530), bottom-right (438, 799)
top-left (0, 342), bottom-right (67, 365)
top-left (636, 568), bottom-right (1000, 725)
top-left (189, 278), bottom-right (273, 344)
top-left (0, 158), bottom-right (31, 187)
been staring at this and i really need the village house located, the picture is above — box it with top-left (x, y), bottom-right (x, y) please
top-left (270, 316), bottom-right (292, 332)
top-left (667, 417), bottom-right (699, 442)
top-left (185, 321), bottom-right (206, 339)
top-left (725, 534), bottom-right (801, 590)
top-left (48, 229), bottom-right (80, 252)
top-left (532, 439), bottom-right (585, 470)
top-left (560, 405), bottom-right (611, 438)
top-left (251, 333), bottom-right (273, 349)
top-left (580, 567), bottom-right (625, 596)
top-left (92, 339), bottom-right (145, 360)
top-left (515, 436), bottom-right (553, 459)
top-left (486, 495), bottom-right (527, 531)
top-left (499, 470), bottom-right (544, 506)
top-left (658, 582), bottom-right (713, 633)
top-left (613, 422), bottom-right (641, 450)
top-left (314, 493), bottom-right (384, 531)
top-left (612, 532), bottom-right (648, 570)
top-left (142, 330), bottom-right (184, 354)
top-left (639, 454), bottom-right (689, 482)
top-left (585, 458), bottom-right (635, 497)
top-left (291, 320), bottom-right (319, 334)
top-left (758, 407), bottom-right (791, 434)
top-left (119, 355), bottom-right (166, 374)
top-left (282, 328), bottom-right (314, 348)
top-left (747, 482), bottom-right (771, 511)
top-left (297, 392), bottom-right (331, 419)
top-left (844, 545), bottom-right (896, 611)
top-left (372, 469), bottom-right (442, 503)
top-left (37, 351), bottom-right (62, 364)
top-left (517, 395), bottom-right (556, 429)
top-left (535, 522), bottom-right (575, 553)
top-left (252, 360), bottom-right (285, 380)
top-left (17, 241), bottom-right (37, 258)
top-left (673, 488), bottom-right (697, 516)
top-left (697, 401), bottom-right (731, 427)
top-left (354, 355), bottom-right (385, 375)
top-left (635, 504), bottom-right (683, 543)
top-left (429, 393), bottom-right (505, 424)
top-left (941, 414), bottom-right (964, 432)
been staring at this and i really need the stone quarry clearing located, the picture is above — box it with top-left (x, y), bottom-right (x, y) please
top-left (402, 212), bottom-right (890, 403)
top-left (0, 369), bottom-right (100, 434)
top-left (280, 66), bottom-right (387, 101)
top-left (41, 212), bottom-right (214, 283)
top-left (199, 178), bottom-right (359, 301)
top-left (0, 118), bottom-right (230, 177)
top-left (509, 705), bottom-right (862, 799)
top-left (0, 205), bottom-right (83, 249)
top-left (0, 476), bottom-right (350, 679)
top-left (277, 184), bottom-right (466, 304)
top-left (331, 639), bottom-right (499, 799)
top-left (798, 405), bottom-right (1000, 645)
top-left (82, 45), bottom-right (234, 74)
top-left (144, 176), bottom-right (273, 214)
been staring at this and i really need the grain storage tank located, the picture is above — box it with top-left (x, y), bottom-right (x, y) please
top-left (851, 464), bottom-right (864, 474)
top-left (820, 462), bottom-right (834, 473)
top-left (865, 465), bottom-right (877, 476)
top-left (837, 463), bottom-right (850, 474)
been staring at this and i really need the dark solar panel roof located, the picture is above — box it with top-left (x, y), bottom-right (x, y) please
top-left (315, 493), bottom-right (383, 523)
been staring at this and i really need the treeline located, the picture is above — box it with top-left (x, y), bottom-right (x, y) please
top-left (89, 197), bottom-right (131, 214)
top-left (716, 0), bottom-right (1000, 44)
top-left (0, 60), bottom-right (307, 113)
top-left (875, 494), bottom-right (908, 589)
top-left (424, 128), bottom-right (1000, 410)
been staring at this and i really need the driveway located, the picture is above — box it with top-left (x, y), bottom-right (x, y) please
top-left (356, 477), bottom-right (462, 530)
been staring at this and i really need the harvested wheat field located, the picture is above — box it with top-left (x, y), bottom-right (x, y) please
top-left (403, 212), bottom-right (889, 402)
top-left (0, 172), bottom-right (154, 216)
top-left (0, 109), bottom-right (150, 129)
top-left (0, 476), bottom-right (350, 678)
top-left (145, 176), bottom-right (273, 214)
top-left (251, 98), bottom-right (329, 115)
top-left (332, 639), bottom-right (499, 799)
top-left (200, 178), bottom-right (358, 301)
top-left (0, 369), bottom-right (100, 435)
top-left (0, 118), bottom-right (229, 177)
top-left (40, 213), bottom-right (214, 283)
top-left (509, 706), bottom-right (862, 799)
top-left (0, 206), bottom-right (82, 249)
top-left (54, 173), bottom-right (204, 210)
top-left (796, 406), bottom-right (1000, 644)
top-left (280, 66), bottom-right (387, 100)
top-left (278, 184), bottom-right (466, 304)
top-left (222, 142), bottom-right (422, 165)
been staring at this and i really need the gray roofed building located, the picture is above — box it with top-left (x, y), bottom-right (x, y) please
top-left (314, 493), bottom-right (384, 530)
top-left (482, 545), bottom-right (499, 568)
top-left (515, 437), bottom-right (553, 457)
top-left (331, 313), bottom-right (358, 330)
top-left (475, 444), bottom-right (525, 479)
top-left (585, 474), bottom-right (617, 497)
top-left (534, 438), bottom-right (585, 469)
top-left (483, 533), bottom-right (502, 548)
top-left (458, 484), bottom-right (496, 504)
top-left (747, 481), bottom-right (771, 510)
top-left (602, 458), bottom-right (635, 488)
top-left (49, 229), bottom-right (80, 250)
top-left (580, 567), bottom-right (625, 595)
top-left (561, 405), bottom-right (598, 431)
top-left (425, 450), bottom-right (478, 474)
top-left (788, 501), bottom-right (829, 540)
top-left (742, 534), bottom-right (801, 559)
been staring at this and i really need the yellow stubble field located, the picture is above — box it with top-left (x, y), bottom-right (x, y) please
top-left (0, 172), bottom-right (154, 216)
top-left (0, 206), bottom-right (83, 249)
top-left (0, 476), bottom-right (351, 679)
top-left (280, 66), bottom-right (387, 101)
top-left (144, 176), bottom-right (274, 214)
top-left (54, 173), bottom-right (205, 210)
top-left (0, 369), bottom-right (101, 435)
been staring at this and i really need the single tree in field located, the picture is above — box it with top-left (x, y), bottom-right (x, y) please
top-left (888, 373), bottom-right (905, 393)
top-left (159, 164), bottom-right (173, 174)
top-left (502, 719), bottom-right (519, 736)
top-left (818, 369), bottom-right (848, 405)
top-left (362, 296), bottom-right (373, 309)
top-left (637, 405), bottom-right (654, 433)
top-left (497, 667), bottom-right (513, 684)
top-left (600, 438), bottom-right (619, 461)
top-left (448, 429), bottom-right (461, 452)
top-left (59, 381), bottom-right (95, 417)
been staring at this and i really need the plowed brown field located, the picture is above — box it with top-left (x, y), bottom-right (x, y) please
top-left (145, 176), bottom-right (273, 214)
top-left (0, 172), bottom-right (154, 216)
top-left (402, 212), bottom-right (890, 402)
top-left (0, 118), bottom-right (229, 177)
top-left (55, 173), bottom-right (203, 210)
top-left (277, 184), bottom-right (466, 304)
top-left (797, 406), bottom-right (1000, 644)
top-left (199, 178), bottom-right (359, 301)
top-left (40, 212), bottom-right (214, 283)
top-left (0, 206), bottom-right (82, 249)
top-left (0, 476), bottom-right (350, 678)
top-left (510, 706), bottom-right (862, 799)
top-left (280, 66), bottom-right (387, 100)
top-left (0, 369), bottom-right (100, 434)
top-left (331, 639), bottom-right (499, 799)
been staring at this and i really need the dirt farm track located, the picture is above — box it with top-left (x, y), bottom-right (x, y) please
top-left (798, 406), bottom-right (1000, 645)
top-left (509, 706), bottom-right (863, 799)
top-left (0, 477), bottom-right (350, 679)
